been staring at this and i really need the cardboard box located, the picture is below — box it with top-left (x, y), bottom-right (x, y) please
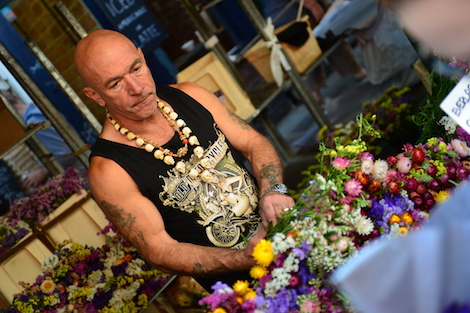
top-left (177, 52), bottom-right (256, 120)
top-left (244, 16), bottom-right (322, 83)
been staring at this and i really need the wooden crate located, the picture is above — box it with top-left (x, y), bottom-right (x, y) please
top-left (177, 52), bottom-right (256, 120)
top-left (244, 16), bottom-right (322, 83)
top-left (39, 191), bottom-right (108, 248)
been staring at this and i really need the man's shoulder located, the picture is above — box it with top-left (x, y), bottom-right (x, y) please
top-left (169, 82), bottom-right (207, 95)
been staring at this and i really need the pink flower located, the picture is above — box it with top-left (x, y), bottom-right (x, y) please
top-left (397, 157), bottom-right (412, 174)
top-left (384, 168), bottom-right (398, 184)
top-left (358, 152), bottom-right (374, 162)
top-left (332, 157), bottom-right (351, 170)
top-left (451, 139), bottom-right (469, 157)
top-left (344, 178), bottom-right (363, 197)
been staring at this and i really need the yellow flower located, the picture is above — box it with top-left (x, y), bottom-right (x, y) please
top-left (438, 142), bottom-right (447, 153)
top-left (244, 289), bottom-right (257, 301)
top-left (434, 190), bottom-right (450, 203)
top-left (398, 226), bottom-right (409, 236)
top-left (318, 125), bottom-right (329, 140)
top-left (252, 239), bottom-right (274, 267)
top-left (395, 86), bottom-right (411, 96)
top-left (330, 150), bottom-right (338, 157)
top-left (250, 265), bottom-right (268, 279)
top-left (427, 137), bottom-right (438, 147)
top-left (233, 280), bottom-right (250, 295)
top-left (401, 212), bottom-right (414, 225)
top-left (213, 308), bottom-right (228, 313)
top-left (432, 160), bottom-right (446, 176)
top-left (389, 214), bottom-right (401, 224)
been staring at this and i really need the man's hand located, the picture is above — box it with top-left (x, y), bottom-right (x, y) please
top-left (22, 167), bottom-right (50, 189)
top-left (243, 223), bottom-right (268, 261)
top-left (258, 192), bottom-right (295, 229)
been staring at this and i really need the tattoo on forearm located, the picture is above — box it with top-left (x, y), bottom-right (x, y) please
top-left (227, 109), bottom-right (251, 130)
top-left (192, 263), bottom-right (225, 277)
top-left (100, 200), bottom-right (148, 250)
top-left (260, 164), bottom-right (282, 186)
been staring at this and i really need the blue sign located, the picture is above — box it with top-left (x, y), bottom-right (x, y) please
top-left (94, 0), bottom-right (167, 53)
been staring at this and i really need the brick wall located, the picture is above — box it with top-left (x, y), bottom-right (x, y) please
top-left (9, 0), bottom-right (103, 122)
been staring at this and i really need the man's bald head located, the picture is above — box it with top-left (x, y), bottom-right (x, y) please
top-left (74, 30), bottom-right (138, 87)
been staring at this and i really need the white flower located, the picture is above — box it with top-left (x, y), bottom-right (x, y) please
top-left (126, 258), bottom-right (146, 276)
top-left (372, 159), bottom-right (388, 180)
top-left (355, 216), bottom-right (374, 235)
top-left (42, 254), bottom-right (59, 270)
top-left (361, 159), bottom-right (374, 175)
top-left (439, 116), bottom-right (458, 134)
top-left (334, 238), bottom-right (349, 253)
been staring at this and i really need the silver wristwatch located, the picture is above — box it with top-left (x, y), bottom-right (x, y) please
top-left (260, 183), bottom-right (289, 198)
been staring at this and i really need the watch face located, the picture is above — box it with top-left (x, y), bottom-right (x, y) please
top-left (273, 184), bottom-right (288, 193)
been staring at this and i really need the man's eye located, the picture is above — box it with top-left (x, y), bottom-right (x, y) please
top-left (134, 66), bottom-right (141, 72)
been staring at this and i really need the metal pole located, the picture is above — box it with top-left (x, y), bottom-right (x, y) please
top-left (0, 42), bottom-right (90, 168)
top-left (26, 39), bottom-right (102, 134)
top-left (236, 0), bottom-right (333, 131)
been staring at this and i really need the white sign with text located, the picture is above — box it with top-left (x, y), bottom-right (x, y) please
top-left (440, 74), bottom-right (470, 134)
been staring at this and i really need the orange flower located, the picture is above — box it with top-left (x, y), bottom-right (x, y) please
top-left (401, 212), bottom-right (413, 224)
top-left (389, 214), bottom-right (401, 224)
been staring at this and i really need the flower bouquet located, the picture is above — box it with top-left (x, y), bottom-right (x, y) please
top-left (199, 114), bottom-right (470, 313)
top-left (4, 225), bottom-right (170, 313)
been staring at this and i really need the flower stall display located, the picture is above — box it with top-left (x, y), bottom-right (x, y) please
top-left (0, 167), bottom-right (95, 304)
top-left (4, 226), bottom-right (171, 313)
top-left (199, 114), bottom-right (470, 313)
top-left (7, 167), bottom-right (88, 230)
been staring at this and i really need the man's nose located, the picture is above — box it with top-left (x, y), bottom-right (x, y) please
top-left (125, 75), bottom-right (144, 94)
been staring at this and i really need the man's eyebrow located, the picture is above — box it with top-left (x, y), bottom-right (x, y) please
top-left (104, 57), bottom-right (142, 87)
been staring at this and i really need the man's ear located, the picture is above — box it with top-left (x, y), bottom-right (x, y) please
top-left (83, 87), bottom-right (105, 107)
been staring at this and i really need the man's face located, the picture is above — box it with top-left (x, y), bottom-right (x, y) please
top-left (85, 43), bottom-right (157, 121)
top-left (397, 0), bottom-right (470, 60)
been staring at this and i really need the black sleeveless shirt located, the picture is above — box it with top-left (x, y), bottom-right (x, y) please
top-left (91, 85), bottom-right (260, 250)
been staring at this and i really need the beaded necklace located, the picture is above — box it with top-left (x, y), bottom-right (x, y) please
top-left (106, 98), bottom-right (203, 169)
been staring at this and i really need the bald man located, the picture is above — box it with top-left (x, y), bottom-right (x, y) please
top-left (74, 30), bottom-right (294, 290)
